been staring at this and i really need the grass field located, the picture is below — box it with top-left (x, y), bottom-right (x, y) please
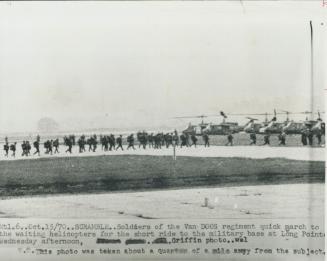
top-left (0, 155), bottom-right (324, 197)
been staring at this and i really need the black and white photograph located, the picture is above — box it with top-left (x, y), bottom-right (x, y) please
top-left (0, 1), bottom-right (325, 260)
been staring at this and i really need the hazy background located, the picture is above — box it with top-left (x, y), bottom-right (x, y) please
top-left (0, 1), bottom-right (325, 134)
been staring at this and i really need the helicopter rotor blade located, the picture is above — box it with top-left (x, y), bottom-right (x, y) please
top-left (292, 111), bottom-right (312, 114)
top-left (224, 113), bottom-right (274, 116)
top-left (246, 117), bottom-right (258, 121)
top-left (278, 110), bottom-right (290, 113)
top-left (173, 116), bottom-right (196, 119)
top-left (173, 115), bottom-right (208, 119)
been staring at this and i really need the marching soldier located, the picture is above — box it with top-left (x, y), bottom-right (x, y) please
top-left (139, 132), bottom-right (147, 149)
top-left (33, 140), bottom-right (40, 156)
top-left (301, 130), bottom-right (307, 146)
top-left (250, 132), bottom-right (256, 145)
top-left (190, 134), bottom-right (198, 147)
top-left (161, 132), bottom-right (165, 147)
top-left (116, 135), bottom-right (124, 151)
top-left (4, 136), bottom-right (9, 156)
top-left (316, 132), bottom-right (322, 146)
top-left (103, 136), bottom-right (109, 151)
top-left (87, 138), bottom-right (93, 152)
top-left (100, 135), bottom-right (109, 151)
top-left (92, 135), bottom-right (98, 152)
top-left (180, 134), bottom-right (187, 148)
top-left (53, 139), bottom-right (59, 153)
top-left (111, 134), bottom-right (116, 147)
top-left (307, 131), bottom-right (313, 146)
top-left (109, 134), bottom-right (115, 151)
top-left (26, 141), bottom-right (31, 156)
top-left (278, 132), bottom-right (286, 146)
top-left (166, 133), bottom-right (173, 148)
top-left (154, 134), bottom-right (162, 149)
top-left (106, 135), bottom-right (112, 151)
top-left (226, 133), bottom-right (234, 146)
top-left (10, 142), bottom-right (16, 157)
top-left (154, 134), bottom-right (158, 149)
top-left (127, 134), bottom-right (135, 150)
top-left (65, 137), bottom-right (72, 154)
top-left (81, 135), bottom-right (86, 152)
top-left (100, 135), bottom-right (105, 151)
top-left (137, 132), bottom-right (143, 149)
top-left (203, 133), bottom-right (209, 147)
top-left (21, 141), bottom-right (27, 156)
top-left (148, 133), bottom-right (154, 148)
top-left (263, 133), bottom-right (270, 145)
top-left (173, 132), bottom-right (179, 147)
top-left (48, 140), bottom-right (53, 155)
top-left (44, 140), bottom-right (49, 154)
top-left (185, 133), bottom-right (190, 147)
top-left (78, 137), bottom-right (84, 153)
top-left (3, 142), bottom-right (9, 157)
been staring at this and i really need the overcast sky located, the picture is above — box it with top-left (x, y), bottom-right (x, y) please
top-left (0, 1), bottom-right (325, 133)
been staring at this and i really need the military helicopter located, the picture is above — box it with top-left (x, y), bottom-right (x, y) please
top-left (202, 111), bottom-right (243, 135)
top-left (230, 112), bottom-right (274, 133)
top-left (177, 111), bottom-right (274, 135)
top-left (278, 110), bottom-right (310, 134)
top-left (243, 117), bottom-right (263, 133)
top-left (277, 110), bottom-right (325, 135)
top-left (258, 110), bottom-right (289, 134)
top-left (203, 111), bottom-right (285, 135)
top-left (176, 109), bottom-right (325, 136)
top-left (217, 111), bottom-right (277, 134)
top-left (303, 111), bottom-right (325, 135)
top-left (176, 112), bottom-right (243, 136)
top-left (174, 115), bottom-right (210, 135)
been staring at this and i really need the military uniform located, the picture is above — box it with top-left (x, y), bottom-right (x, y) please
top-left (3, 143), bottom-right (9, 157)
top-left (190, 135), bottom-right (198, 147)
top-left (301, 131), bottom-right (307, 146)
top-left (316, 132), bottom-right (322, 145)
top-left (127, 134), bottom-right (135, 150)
top-left (280, 133), bottom-right (286, 146)
top-left (307, 131), bottom-right (313, 146)
top-left (26, 141), bottom-right (31, 155)
top-left (250, 133), bottom-right (256, 145)
top-left (10, 143), bottom-right (16, 157)
top-left (65, 137), bottom-right (72, 153)
top-left (180, 134), bottom-right (187, 148)
top-left (116, 135), bottom-right (124, 150)
top-left (203, 134), bottom-right (209, 147)
top-left (263, 134), bottom-right (270, 145)
top-left (226, 134), bottom-right (234, 146)
top-left (33, 140), bottom-right (40, 155)
top-left (21, 141), bottom-right (27, 156)
top-left (53, 139), bottom-right (59, 153)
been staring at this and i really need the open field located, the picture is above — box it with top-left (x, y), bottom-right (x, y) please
top-left (0, 183), bottom-right (323, 219)
top-left (0, 155), bottom-right (324, 197)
